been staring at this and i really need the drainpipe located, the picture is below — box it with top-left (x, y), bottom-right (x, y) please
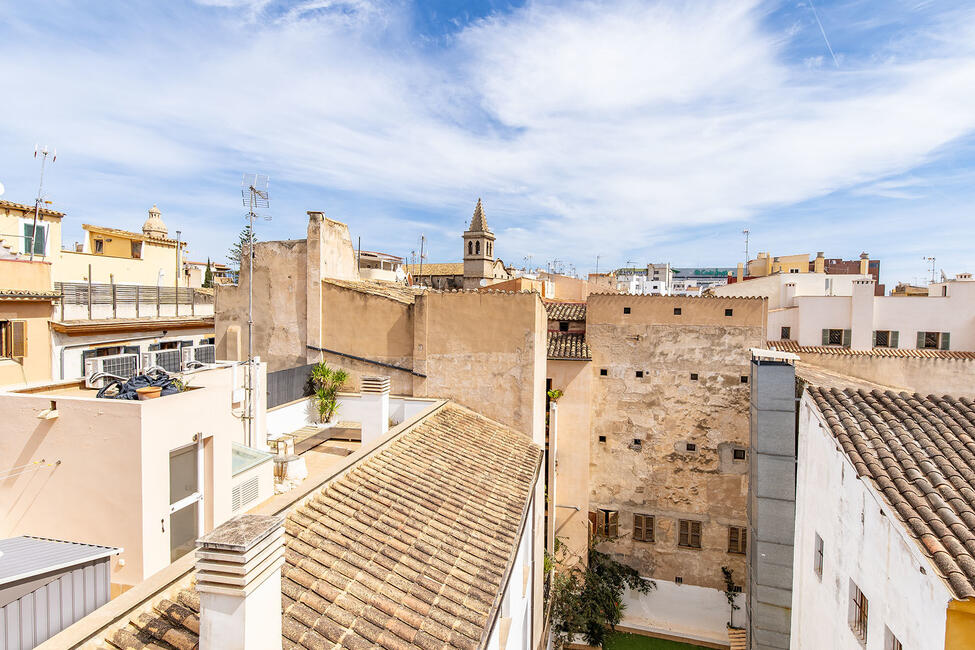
top-left (58, 331), bottom-right (168, 380)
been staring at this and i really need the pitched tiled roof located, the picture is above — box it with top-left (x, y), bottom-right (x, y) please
top-left (0, 199), bottom-right (64, 217)
top-left (405, 263), bottom-right (465, 277)
top-left (770, 339), bottom-right (975, 360)
top-left (544, 302), bottom-right (586, 322)
top-left (98, 402), bottom-right (542, 650)
top-left (548, 332), bottom-right (590, 360)
top-left (83, 224), bottom-right (179, 246)
top-left (0, 288), bottom-right (60, 301)
top-left (324, 278), bottom-right (427, 305)
top-left (808, 387), bottom-right (975, 599)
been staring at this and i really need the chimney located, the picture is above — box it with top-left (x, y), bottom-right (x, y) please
top-left (813, 252), bottom-right (824, 274)
top-left (859, 252), bottom-right (869, 275)
top-left (196, 514), bottom-right (285, 650)
top-left (360, 376), bottom-right (390, 444)
top-left (736, 262), bottom-right (744, 282)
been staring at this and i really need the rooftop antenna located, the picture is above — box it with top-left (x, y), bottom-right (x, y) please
top-left (922, 256), bottom-right (936, 284)
top-left (30, 145), bottom-right (56, 262)
top-left (241, 173), bottom-right (270, 448)
top-left (742, 228), bottom-right (750, 269)
top-left (418, 234), bottom-right (426, 281)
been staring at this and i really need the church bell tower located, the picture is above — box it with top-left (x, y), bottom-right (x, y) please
top-left (462, 198), bottom-right (496, 289)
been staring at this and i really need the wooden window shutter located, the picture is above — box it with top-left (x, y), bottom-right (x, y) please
top-left (890, 331), bottom-right (899, 348)
top-left (729, 526), bottom-right (739, 552)
top-left (821, 329), bottom-right (829, 345)
top-left (691, 521), bottom-right (702, 548)
top-left (608, 511), bottom-right (619, 537)
top-left (588, 511), bottom-right (597, 536)
top-left (10, 321), bottom-right (26, 360)
top-left (679, 520), bottom-right (689, 546)
top-left (871, 331), bottom-right (877, 347)
top-left (842, 329), bottom-right (852, 348)
top-left (633, 514), bottom-right (644, 541)
top-left (941, 333), bottom-right (950, 350)
top-left (916, 331), bottom-right (925, 349)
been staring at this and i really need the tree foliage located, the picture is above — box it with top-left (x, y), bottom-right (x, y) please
top-left (203, 258), bottom-right (214, 288)
top-left (721, 566), bottom-right (742, 628)
top-left (549, 537), bottom-right (654, 648)
top-left (228, 224), bottom-right (256, 282)
top-left (310, 363), bottom-right (349, 423)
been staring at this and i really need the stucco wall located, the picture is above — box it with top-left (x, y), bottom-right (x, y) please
top-left (793, 353), bottom-right (975, 396)
top-left (0, 300), bottom-right (54, 388)
top-left (586, 294), bottom-right (765, 592)
top-left (791, 394), bottom-right (951, 650)
top-left (0, 207), bottom-right (62, 262)
top-left (55, 243), bottom-right (182, 286)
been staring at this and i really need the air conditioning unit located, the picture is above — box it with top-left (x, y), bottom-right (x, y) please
top-left (84, 354), bottom-right (140, 388)
top-left (182, 344), bottom-right (215, 367)
top-left (142, 349), bottom-right (182, 373)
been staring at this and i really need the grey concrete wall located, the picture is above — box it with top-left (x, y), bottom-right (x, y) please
top-left (748, 359), bottom-right (797, 650)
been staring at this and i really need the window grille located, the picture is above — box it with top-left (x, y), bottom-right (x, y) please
top-left (849, 581), bottom-right (869, 642)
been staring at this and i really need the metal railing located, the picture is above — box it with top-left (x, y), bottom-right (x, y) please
top-left (56, 282), bottom-right (214, 320)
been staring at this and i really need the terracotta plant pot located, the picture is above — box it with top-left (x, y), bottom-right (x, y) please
top-left (136, 386), bottom-right (163, 400)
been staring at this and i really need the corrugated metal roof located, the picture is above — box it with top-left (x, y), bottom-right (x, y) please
top-left (0, 536), bottom-right (120, 585)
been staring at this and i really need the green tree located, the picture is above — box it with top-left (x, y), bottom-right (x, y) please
top-left (309, 363), bottom-right (349, 423)
top-left (203, 258), bottom-right (214, 288)
top-left (549, 537), bottom-right (655, 648)
top-left (228, 224), bottom-right (256, 283)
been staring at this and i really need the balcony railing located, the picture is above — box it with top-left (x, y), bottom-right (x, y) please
top-left (56, 282), bottom-right (214, 320)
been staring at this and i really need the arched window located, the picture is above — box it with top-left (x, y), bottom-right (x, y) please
top-left (468, 241), bottom-right (473, 255)
top-left (475, 241), bottom-right (480, 255)
top-left (487, 243), bottom-right (492, 256)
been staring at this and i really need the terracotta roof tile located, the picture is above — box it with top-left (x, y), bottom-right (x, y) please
top-left (0, 199), bottom-right (64, 217)
top-left (808, 387), bottom-right (975, 599)
top-left (547, 332), bottom-right (590, 360)
top-left (770, 339), bottom-right (975, 360)
top-left (405, 263), bottom-right (465, 277)
top-left (98, 402), bottom-right (541, 650)
top-left (0, 288), bottom-right (60, 301)
top-left (544, 302), bottom-right (586, 321)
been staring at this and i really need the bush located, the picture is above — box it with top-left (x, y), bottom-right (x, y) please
top-left (310, 363), bottom-right (348, 423)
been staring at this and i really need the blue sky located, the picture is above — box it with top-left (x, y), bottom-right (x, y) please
top-left (2, 0), bottom-right (975, 287)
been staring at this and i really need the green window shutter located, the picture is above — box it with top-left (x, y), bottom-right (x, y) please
top-left (890, 331), bottom-right (899, 348)
top-left (34, 225), bottom-right (46, 255)
top-left (22, 223), bottom-right (32, 254)
top-left (871, 331), bottom-right (878, 347)
top-left (916, 331), bottom-right (925, 349)
top-left (941, 333), bottom-right (950, 350)
top-left (842, 329), bottom-right (852, 348)
top-left (822, 329), bottom-right (829, 345)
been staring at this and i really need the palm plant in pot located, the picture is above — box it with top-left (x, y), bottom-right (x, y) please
top-left (310, 363), bottom-right (349, 424)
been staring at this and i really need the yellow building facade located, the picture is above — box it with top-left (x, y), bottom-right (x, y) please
top-left (0, 258), bottom-right (57, 386)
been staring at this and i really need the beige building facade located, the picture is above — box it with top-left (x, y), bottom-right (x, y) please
top-left (0, 259), bottom-right (58, 386)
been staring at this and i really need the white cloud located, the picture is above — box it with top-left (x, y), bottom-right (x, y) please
top-left (1, 0), bottom-right (975, 277)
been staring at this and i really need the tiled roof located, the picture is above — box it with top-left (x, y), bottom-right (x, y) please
top-left (0, 199), bottom-right (64, 217)
top-left (405, 263), bottom-right (464, 277)
top-left (770, 339), bottom-right (975, 360)
top-left (543, 301), bottom-right (586, 321)
top-left (83, 224), bottom-right (179, 246)
top-left (548, 332), bottom-right (590, 360)
top-left (98, 402), bottom-right (542, 650)
top-left (0, 288), bottom-right (60, 301)
top-left (324, 278), bottom-right (427, 305)
top-left (808, 387), bottom-right (975, 599)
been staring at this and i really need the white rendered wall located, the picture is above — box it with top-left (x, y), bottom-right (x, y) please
top-left (713, 273), bottom-right (871, 309)
top-left (485, 498), bottom-right (535, 650)
top-left (791, 395), bottom-right (951, 649)
top-left (265, 394), bottom-right (438, 438)
top-left (620, 580), bottom-right (743, 647)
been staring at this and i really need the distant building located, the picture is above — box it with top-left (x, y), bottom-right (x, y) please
top-left (671, 267), bottom-right (735, 295)
top-left (357, 250), bottom-right (406, 282)
top-left (730, 251), bottom-right (884, 295)
top-left (184, 259), bottom-right (234, 287)
top-left (614, 263), bottom-right (673, 295)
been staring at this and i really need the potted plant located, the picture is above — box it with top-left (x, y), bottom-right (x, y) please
top-left (310, 363), bottom-right (349, 424)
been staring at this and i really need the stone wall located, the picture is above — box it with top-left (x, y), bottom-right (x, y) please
top-left (586, 294), bottom-right (766, 590)
top-left (793, 352), bottom-right (975, 396)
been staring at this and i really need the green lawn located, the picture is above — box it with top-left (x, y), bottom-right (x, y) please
top-left (602, 631), bottom-right (711, 650)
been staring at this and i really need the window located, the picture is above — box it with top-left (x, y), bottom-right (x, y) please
top-left (632, 438), bottom-right (642, 448)
top-left (781, 326), bottom-right (791, 340)
top-left (678, 520), bottom-right (702, 549)
top-left (595, 509), bottom-right (619, 537)
top-left (733, 448), bottom-right (746, 461)
top-left (468, 241), bottom-right (473, 255)
top-left (600, 368), bottom-right (608, 376)
top-left (674, 307), bottom-right (682, 315)
top-left (685, 442), bottom-right (697, 452)
top-left (740, 375), bottom-right (748, 383)
top-left (0, 320), bottom-right (27, 360)
top-left (94, 238), bottom-right (104, 254)
top-left (623, 307), bottom-right (631, 314)
top-left (475, 241), bottom-right (480, 255)
top-left (884, 627), bottom-right (903, 650)
top-left (633, 514), bottom-right (654, 542)
top-left (728, 526), bottom-right (746, 554)
top-left (131, 241), bottom-right (143, 259)
top-left (690, 373), bottom-right (698, 380)
top-left (823, 328), bottom-right (850, 347)
top-left (790, 268), bottom-right (800, 273)
top-left (635, 370), bottom-right (643, 378)
top-left (558, 321), bottom-right (569, 332)
top-left (873, 330), bottom-right (898, 348)
top-left (674, 576), bottom-right (683, 584)
top-left (918, 331), bottom-right (949, 350)
top-left (849, 580), bottom-right (869, 642)
top-left (22, 222), bottom-right (48, 255)
top-left (598, 435), bottom-right (607, 443)
top-left (814, 533), bottom-right (824, 578)
top-left (724, 308), bottom-right (733, 317)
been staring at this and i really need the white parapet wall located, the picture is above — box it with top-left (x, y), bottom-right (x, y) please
top-left (620, 580), bottom-right (744, 647)
top-left (266, 393), bottom-right (439, 439)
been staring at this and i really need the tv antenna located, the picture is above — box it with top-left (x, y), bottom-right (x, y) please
top-left (922, 256), bottom-right (936, 284)
top-left (30, 145), bottom-right (56, 262)
top-left (742, 228), bottom-right (750, 268)
top-left (241, 173), bottom-right (270, 448)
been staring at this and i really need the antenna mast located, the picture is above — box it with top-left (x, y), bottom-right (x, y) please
top-left (30, 145), bottom-right (56, 262)
top-left (742, 228), bottom-right (750, 269)
top-left (241, 173), bottom-right (270, 448)
top-left (923, 256), bottom-right (936, 284)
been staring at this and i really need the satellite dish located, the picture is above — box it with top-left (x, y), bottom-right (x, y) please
top-left (0, 181), bottom-right (5, 197)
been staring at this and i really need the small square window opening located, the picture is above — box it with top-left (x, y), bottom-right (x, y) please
top-left (724, 308), bottom-right (733, 317)
top-left (635, 370), bottom-right (643, 378)
top-left (598, 435), bottom-right (607, 443)
top-left (733, 448), bottom-right (746, 461)
top-left (781, 326), bottom-right (791, 340)
top-left (690, 373), bottom-right (698, 381)
top-left (559, 321), bottom-right (569, 332)
top-left (740, 375), bottom-right (748, 383)
top-left (600, 368), bottom-right (608, 376)
top-left (623, 307), bottom-right (631, 314)
top-left (674, 307), bottom-right (682, 315)
top-left (685, 442), bottom-right (697, 452)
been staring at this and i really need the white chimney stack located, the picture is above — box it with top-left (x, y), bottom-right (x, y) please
top-left (360, 376), bottom-right (390, 444)
top-left (196, 514), bottom-right (285, 650)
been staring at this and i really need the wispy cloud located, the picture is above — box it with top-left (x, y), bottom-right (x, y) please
top-left (1, 0), bottom-right (974, 284)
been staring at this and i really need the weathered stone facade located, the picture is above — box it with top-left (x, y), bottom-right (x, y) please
top-left (585, 294), bottom-right (766, 590)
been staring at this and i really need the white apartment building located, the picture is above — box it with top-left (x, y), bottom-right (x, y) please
top-left (615, 263), bottom-right (673, 295)
top-left (715, 273), bottom-right (975, 352)
top-left (671, 267), bottom-right (733, 295)
top-left (792, 385), bottom-right (975, 650)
